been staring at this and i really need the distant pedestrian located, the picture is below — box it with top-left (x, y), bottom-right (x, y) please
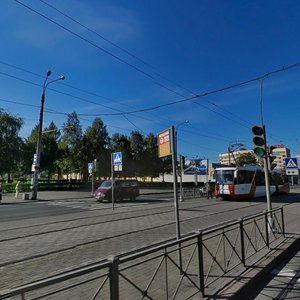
top-left (15, 181), bottom-right (21, 199)
top-left (207, 181), bottom-right (213, 199)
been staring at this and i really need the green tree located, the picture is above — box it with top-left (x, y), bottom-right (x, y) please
top-left (41, 122), bottom-right (60, 180)
top-left (21, 124), bottom-right (38, 177)
top-left (81, 118), bottom-right (110, 178)
top-left (59, 112), bottom-right (83, 178)
top-left (130, 131), bottom-right (145, 160)
top-left (129, 131), bottom-right (145, 176)
top-left (235, 152), bottom-right (257, 166)
top-left (142, 133), bottom-right (162, 180)
top-left (0, 110), bottom-right (23, 180)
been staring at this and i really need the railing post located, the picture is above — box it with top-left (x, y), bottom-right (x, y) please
top-left (197, 231), bottom-right (205, 297)
top-left (264, 211), bottom-right (270, 248)
top-left (239, 218), bottom-right (246, 266)
top-left (109, 256), bottom-right (119, 300)
top-left (281, 206), bottom-right (285, 237)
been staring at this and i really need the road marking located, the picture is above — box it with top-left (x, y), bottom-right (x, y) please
top-left (45, 200), bottom-right (151, 211)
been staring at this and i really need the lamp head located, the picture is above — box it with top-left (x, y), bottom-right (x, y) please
top-left (60, 76), bottom-right (65, 80)
top-left (46, 70), bottom-right (52, 77)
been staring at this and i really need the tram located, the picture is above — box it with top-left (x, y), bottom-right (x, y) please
top-left (214, 165), bottom-right (289, 200)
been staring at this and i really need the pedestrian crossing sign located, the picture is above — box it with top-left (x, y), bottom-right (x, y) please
top-left (113, 152), bottom-right (122, 165)
top-left (285, 157), bottom-right (298, 169)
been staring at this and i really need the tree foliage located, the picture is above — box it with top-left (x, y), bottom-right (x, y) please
top-left (0, 110), bottom-right (23, 178)
top-left (235, 152), bottom-right (258, 166)
top-left (0, 109), bottom-right (177, 181)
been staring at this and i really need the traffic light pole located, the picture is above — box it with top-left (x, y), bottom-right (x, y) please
top-left (264, 127), bottom-right (274, 232)
top-left (262, 125), bottom-right (272, 213)
top-left (171, 126), bottom-right (182, 271)
top-left (252, 124), bottom-right (273, 230)
top-left (179, 154), bottom-right (184, 202)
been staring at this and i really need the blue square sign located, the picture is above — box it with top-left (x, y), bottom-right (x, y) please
top-left (113, 152), bottom-right (122, 165)
top-left (285, 157), bottom-right (298, 169)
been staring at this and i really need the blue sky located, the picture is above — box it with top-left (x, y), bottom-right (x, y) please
top-left (1, 0), bottom-right (300, 162)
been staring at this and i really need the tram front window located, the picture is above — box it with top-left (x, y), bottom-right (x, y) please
top-left (216, 170), bottom-right (234, 184)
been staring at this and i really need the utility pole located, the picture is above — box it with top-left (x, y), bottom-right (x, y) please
top-left (179, 155), bottom-right (184, 202)
top-left (31, 71), bottom-right (65, 200)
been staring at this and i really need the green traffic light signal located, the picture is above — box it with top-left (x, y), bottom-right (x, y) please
top-left (252, 125), bottom-right (266, 157)
top-left (254, 147), bottom-right (265, 157)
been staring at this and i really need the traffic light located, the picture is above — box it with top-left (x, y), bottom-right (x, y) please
top-left (181, 156), bottom-right (185, 169)
top-left (252, 125), bottom-right (266, 157)
top-left (268, 146), bottom-right (277, 169)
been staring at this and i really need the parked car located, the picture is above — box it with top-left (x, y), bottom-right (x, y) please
top-left (93, 180), bottom-right (140, 202)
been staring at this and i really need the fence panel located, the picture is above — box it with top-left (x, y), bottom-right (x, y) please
top-left (0, 208), bottom-right (285, 299)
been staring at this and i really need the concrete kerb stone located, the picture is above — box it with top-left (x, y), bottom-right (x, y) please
top-left (219, 235), bottom-right (300, 299)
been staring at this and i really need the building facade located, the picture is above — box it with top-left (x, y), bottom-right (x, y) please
top-left (271, 145), bottom-right (290, 170)
top-left (219, 150), bottom-right (254, 166)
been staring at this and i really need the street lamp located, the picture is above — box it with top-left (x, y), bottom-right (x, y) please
top-left (227, 142), bottom-right (246, 166)
top-left (31, 70), bottom-right (65, 200)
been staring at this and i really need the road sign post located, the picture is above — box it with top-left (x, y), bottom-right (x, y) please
top-left (158, 127), bottom-right (182, 270)
top-left (111, 152), bottom-right (123, 210)
top-left (88, 162), bottom-right (94, 196)
top-left (285, 158), bottom-right (299, 185)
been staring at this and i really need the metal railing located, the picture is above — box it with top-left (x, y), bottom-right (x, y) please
top-left (181, 187), bottom-right (202, 199)
top-left (0, 207), bottom-right (285, 300)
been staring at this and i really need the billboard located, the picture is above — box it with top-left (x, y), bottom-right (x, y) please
top-left (184, 159), bottom-right (208, 175)
top-left (158, 129), bottom-right (171, 158)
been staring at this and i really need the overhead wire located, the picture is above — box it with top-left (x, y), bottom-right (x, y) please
top-left (13, 0), bottom-right (190, 99)
top-left (6, 1), bottom-right (300, 149)
top-left (0, 61), bottom-right (241, 142)
top-left (15, 0), bottom-right (258, 130)
top-left (33, 0), bottom-right (257, 128)
top-left (13, 0), bottom-right (261, 136)
top-left (13, 0), bottom-right (300, 151)
top-left (1, 61), bottom-right (300, 148)
top-left (70, 62), bottom-right (300, 116)
top-left (0, 60), bottom-right (174, 128)
top-left (37, 0), bottom-right (202, 98)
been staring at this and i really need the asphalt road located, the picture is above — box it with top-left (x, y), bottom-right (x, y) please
top-left (0, 193), bottom-right (174, 222)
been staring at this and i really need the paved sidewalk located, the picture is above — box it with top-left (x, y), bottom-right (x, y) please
top-left (254, 242), bottom-right (300, 299)
top-left (220, 193), bottom-right (300, 299)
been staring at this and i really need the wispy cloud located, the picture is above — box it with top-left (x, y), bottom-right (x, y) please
top-left (7, 0), bottom-right (141, 51)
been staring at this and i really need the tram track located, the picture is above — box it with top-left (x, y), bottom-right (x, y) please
top-left (0, 193), bottom-right (297, 291)
top-left (0, 197), bottom-right (260, 243)
top-left (0, 200), bottom-right (269, 265)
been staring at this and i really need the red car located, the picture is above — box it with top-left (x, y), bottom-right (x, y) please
top-left (94, 180), bottom-right (140, 202)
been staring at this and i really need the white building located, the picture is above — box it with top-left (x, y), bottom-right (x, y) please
top-left (271, 145), bottom-right (290, 170)
top-left (219, 150), bottom-right (253, 166)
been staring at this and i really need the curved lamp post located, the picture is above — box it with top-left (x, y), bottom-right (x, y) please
top-left (31, 70), bottom-right (65, 200)
top-left (228, 142), bottom-right (246, 166)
